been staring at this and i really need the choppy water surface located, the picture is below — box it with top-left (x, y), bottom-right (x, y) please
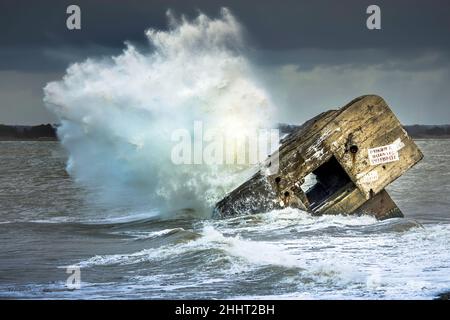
top-left (0, 140), bottom-right (449, 299)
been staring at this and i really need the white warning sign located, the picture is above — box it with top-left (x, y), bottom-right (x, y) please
top-left (358, 170), bottom-right (379, 184)
top-left (368, 142), bottom-right (400, 165)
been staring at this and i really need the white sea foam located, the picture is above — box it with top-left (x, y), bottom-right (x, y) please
top-left (76, 210), bottom-right (450, 299)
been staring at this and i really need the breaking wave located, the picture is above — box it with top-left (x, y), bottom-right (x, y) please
top-left (43, 8), bottom-right (276, 216)
top-left (71, 208), bottom-right (449, 299)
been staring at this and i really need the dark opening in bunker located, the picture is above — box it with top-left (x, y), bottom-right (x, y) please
top-left (301, 156), bottom-right (354, 211)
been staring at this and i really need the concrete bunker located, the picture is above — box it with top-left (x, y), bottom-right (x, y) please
top-left (213, 95), bottom-right (423, 220)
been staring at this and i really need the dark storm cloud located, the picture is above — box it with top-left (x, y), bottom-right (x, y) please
top-left (251, 48), bottom-right (450, 72)
top-left (0, 45), bottom-right (121, 72)
top-left (4, 0), bottom-right (450, 47)
top-left (1, 0), bottom-right (450, 59)
top-left (1, 0), bottom-right (450, 124)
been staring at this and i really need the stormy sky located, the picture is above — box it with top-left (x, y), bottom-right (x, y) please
top-left (1, 0), bottom-right (450, 125)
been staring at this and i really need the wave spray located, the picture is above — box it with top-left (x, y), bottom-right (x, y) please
top-left (44, 9), bottom-right (276, 216)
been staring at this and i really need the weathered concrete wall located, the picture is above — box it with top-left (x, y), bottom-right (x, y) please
top-left (214, 95), bottom-right (423, 220)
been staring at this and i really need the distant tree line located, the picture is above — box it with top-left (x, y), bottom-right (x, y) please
top-left (0, 124), bottom-right (57, 140)
top-left (404, 125), bottom-right (450, 138)
top-left (278, 123), bottom-right (450, 139)
top-left (1, 123), bottom-right (449, 141)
